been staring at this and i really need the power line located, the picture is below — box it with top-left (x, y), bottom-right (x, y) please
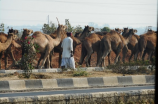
top-left (0, 18), bottom-right (156, 25)
top-left (19, 0), bottom-right (156, 5)
top-left (0, 9), bottom-right (156, 16)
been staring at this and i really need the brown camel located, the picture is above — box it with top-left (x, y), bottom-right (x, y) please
top-left (49, 25), bottom-right (93, 68)
top-left (122, 28), bottom-right (140, 63)
top-left (36, 25), bottom-right (68, 68)
top-left (79, 28), bottom-right (125, 67)
top-left (96, 29), bottom-right (134, 67)
top-left (30, 24), bottom-right (66, 69)
top-left (138, 29), bottom-right (157, 61)
top-left (0, 30), bottom-right (22, 70)
top-left (80, 27), bottom-right (117, 66)
top-left (0, 29), bottom-right (14, 69)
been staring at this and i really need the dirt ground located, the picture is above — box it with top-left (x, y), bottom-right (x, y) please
top-left (0, 70), bottom-right (148, 81)
top-left (0, 44), bottom-right (138, 69)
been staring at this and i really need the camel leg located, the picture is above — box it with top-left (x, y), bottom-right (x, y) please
top-left (97, 51), bottom-right (102, 67)
top-left (88, 56), bottom-right (91, 66)
top-left (114, 44), bottom-right (122, 64)
top-left (139, 48), bottom-right (145, 61)
top-left (97, 41), bottom-right (110, 67)
top-left (147, 50), bottom-right (153, 61)
top-left (59, 52), bottom-right (62, 68)
top-left (134, 51), bottom-right (139, 61)
top-left (4, 51), bottom-right (8, 70)
top-left (50, 50), bottom-right (54, 68)
top-left (142, 49), bottom-right (146, 61)
top-left (39, 46), bottom-right (51, 69)
top-left (108, 52), bottom-right (111, 65)
top-left (85, 49), bottom-right (93, 67)
top-left (46, 55), bottom-right (50, 68)
top-left (37, 53), bottom-right (43, 68)
top-left (0, 54), bottom-right (1, 69)
top-left (122, 46), bottom-right (128, 63)
top-left (79, 45), bottom-right (87, 65)
top-left (6, 51), bottom-right (16, 70)
top-left (129, 52), bottom-right (134, 62)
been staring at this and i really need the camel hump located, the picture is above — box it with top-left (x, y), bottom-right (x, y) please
top-left (32, 31), bottom-right (43, 37)
top-left (109, 30), bottom-right (117, 34)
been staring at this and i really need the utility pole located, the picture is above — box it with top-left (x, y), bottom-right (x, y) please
top-left (65, 19), bottom-right (69, 32)
top-left (48, 15), bottom-right (49, 25)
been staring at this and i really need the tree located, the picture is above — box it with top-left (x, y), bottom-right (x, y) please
top-left (101, 27), bottom-right (110, 32)
top-left (0, 23), bottom-right (5, 32)
top-left (42, 21), bottom-right (57, 34)
top-left (72, 25), bottom-right (83, 35)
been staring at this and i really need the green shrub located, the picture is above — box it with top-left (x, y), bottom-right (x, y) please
top-left (18, 36), bottom-right (39, 78)
top-left (73, 64), bottom-right (88, 77)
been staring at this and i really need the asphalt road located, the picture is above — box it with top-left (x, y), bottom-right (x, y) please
top-left (0, 85), bottom-right (154, 98)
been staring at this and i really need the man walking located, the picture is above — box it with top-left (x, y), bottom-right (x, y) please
top-left (61, 32), bottom-right (76, 70)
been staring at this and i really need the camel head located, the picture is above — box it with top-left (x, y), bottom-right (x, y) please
top-left (122, 28), bottom-right (129, 36)
top-left (63, 25), bottom-right (67, 31)
top-left (13, 30), bottom-right (18, 34)
top-left (23, 29), bottom-right (33, 36)
top-left (115, 28), bottom-right (123, 33)
top-left (133, 29), bottom-right (137, 33)
top-left (123, 28), bottom-right (129, 32)
top-left (87, 26), bottom-right (94, 32)
top-left (128, 29), bottom-right (135, 35)
top-left (148, 29), bottom-right (152, 32)
top-left (8, 29), bottom-right (14, 34)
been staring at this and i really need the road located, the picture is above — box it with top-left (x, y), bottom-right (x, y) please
top-left (0, 85), bottom-right (154, 98)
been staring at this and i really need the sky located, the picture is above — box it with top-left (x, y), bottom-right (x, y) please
top-left (0, 0), bottom-right (157, 30)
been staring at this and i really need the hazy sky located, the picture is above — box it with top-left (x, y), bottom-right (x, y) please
top-left (0, 0), bottom-right (157, 28)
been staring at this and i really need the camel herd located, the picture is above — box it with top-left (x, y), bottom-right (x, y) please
top-left (0, 24), bottom-right (157, 70)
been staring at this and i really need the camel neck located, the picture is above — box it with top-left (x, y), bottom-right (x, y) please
top-left (0, 34), bottom-right (13, 52)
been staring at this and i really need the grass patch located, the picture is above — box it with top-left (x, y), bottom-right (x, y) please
top-left (73, 70), bottom-right (88, 77)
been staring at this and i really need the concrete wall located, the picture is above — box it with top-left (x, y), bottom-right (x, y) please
top-left (0, 89), bottom-right (155, 104)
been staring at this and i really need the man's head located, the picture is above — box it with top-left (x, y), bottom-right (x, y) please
top-left (67, 32), bottom-right (72, 37)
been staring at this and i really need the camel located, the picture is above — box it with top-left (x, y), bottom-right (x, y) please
top-left (79, 27), bottom-right (124, 67)
top-left (0, 29), bottom-right (14, 69)
top-left (96, 29), bottom-right (135, 67)
top-left (79, 27), bottom-right (125, 67)
top-left (48, 25), bottom-right (93, 68)
top-left (138, 29), bottom-right (157, 61)
top-left (29, 24), bottom-right (66, 69)
top-left (0, 30), bottom-right (21, 70)
top-left (0, 29), bottom-right (33, 70)
top-left (121, 28), bottom-right (140, 63)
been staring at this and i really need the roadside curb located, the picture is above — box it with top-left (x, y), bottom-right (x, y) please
top-left (0, 75), bottom-right (155, 92)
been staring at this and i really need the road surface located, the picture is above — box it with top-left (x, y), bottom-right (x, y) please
top-left (0, 85), bottom-right (154, 98)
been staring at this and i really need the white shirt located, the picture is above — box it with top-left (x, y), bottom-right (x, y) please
top-left (61, 37), bottom-right (73, 58)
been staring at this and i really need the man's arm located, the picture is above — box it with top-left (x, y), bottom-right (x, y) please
top-left (70, 38), bottom-right (73, 57)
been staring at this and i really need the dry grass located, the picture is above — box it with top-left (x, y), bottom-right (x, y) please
top-left (0, 70), bottom-right (151, 81)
